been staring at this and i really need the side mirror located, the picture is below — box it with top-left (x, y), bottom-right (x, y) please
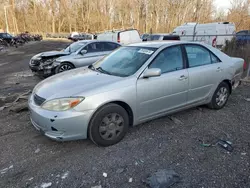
top-left (143, 68), bottom-right (161, 78)
top-left (80, 50), bottom-right (87, 55)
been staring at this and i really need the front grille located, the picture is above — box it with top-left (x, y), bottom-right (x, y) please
top-left (30, 59), bottom-right (41, 66)
top-left (34, 94), bottom-right (46, 106)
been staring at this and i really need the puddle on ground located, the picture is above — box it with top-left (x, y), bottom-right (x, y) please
top-left (7, 51), bottom-right (25, 55)
top-left (2, 71), bottom-right (36, 85)
top-left (0, 62), bottom-right (10, 67)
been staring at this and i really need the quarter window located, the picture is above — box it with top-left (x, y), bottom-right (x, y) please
top-left (211, 53), bottom-right (221, 63)
top-left (149, 46), bottom-right (183, 73)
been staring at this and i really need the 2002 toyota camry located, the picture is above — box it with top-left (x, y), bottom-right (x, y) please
top-left (29, 41), bottom-right (246, 146)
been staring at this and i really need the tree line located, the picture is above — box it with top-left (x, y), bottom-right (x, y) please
top-left (0, 0), bottom-right (249, 34)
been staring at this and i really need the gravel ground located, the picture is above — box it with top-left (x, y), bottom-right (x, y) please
top-left (0, 41), bottom-right (249, 188)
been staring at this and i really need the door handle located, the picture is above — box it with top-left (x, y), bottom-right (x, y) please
top-left (216, 67), bottom-right (223, 72)
top-left (179, 75), bottom-right (188, 80)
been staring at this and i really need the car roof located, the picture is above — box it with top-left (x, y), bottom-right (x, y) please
top-left (75, 40), bottom-right (120, 44)
top-left (127, 41), bottom-right (204, 48)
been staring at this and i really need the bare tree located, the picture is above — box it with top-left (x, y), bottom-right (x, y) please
top-left (0, 0), bottom-right (248, 34)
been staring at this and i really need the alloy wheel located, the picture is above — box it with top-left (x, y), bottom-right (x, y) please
top-left (59, 64), bottom-right (72, 72)
top-left (215, 87), bottom-right (228, 106)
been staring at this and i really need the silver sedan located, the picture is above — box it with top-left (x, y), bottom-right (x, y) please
top-left (29, 40), bottom-right (120, 77)
top-left (29, 41), bottom-right (245, 146)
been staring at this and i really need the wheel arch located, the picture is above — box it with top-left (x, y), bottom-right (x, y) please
top-left (60, 61), bottom-right (75, 68)
top-left (87, 100), bottom-right (134, 138)
top-left (221, 79), bottom-right (232, 94)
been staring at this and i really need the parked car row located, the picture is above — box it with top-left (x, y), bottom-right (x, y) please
top-left (68, 32), bottom-right (97, 42)
top-left (0, 32), bottom-right (42, 49)
top-left (29, 28), bottom-right (144, 77)
top-left (29, 39), bottom-right (246, 146)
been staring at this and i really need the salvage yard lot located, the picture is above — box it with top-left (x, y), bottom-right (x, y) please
top-left (0, 41), bottom-right (250, 188)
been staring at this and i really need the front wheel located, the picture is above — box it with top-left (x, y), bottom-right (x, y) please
top-left (208, 82), bottom-right (230, 110)
top-left (55, 62), bottom-right (75, 74)
top-left (88, 104), bottom-right (129, 147)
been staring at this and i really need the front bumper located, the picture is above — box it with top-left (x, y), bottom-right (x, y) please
top-left (29, 59), bottom-right (59, 77)
top-left (29, 64), bottom-right (56, 77)
top-left (28, 95), bottom-right (94, 141)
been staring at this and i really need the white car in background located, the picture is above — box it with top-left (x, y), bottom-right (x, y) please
top-left (173, 22), bottom-right (236, 48)
top-left (97, 29), bottom-right (142, 45)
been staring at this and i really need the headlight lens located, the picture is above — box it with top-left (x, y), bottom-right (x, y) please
top-left (41, 97), bottom-right (84, 111)
top-left (32, 53), bottom-right (42, 60)
top-left (43, 58), bottom-right (57, 66)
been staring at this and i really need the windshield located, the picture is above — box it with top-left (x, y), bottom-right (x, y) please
top-left (92, 46), bottom-right (157, 77)
top-left (64, 42), bottom-right (86, 53)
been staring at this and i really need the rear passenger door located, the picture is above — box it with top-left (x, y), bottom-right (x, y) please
top-left (184, 44), bottom-right (223, 104)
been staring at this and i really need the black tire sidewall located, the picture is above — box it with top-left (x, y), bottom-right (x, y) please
top-left (89, 104), bottom-right (129, 147)
top-left (210, 82), bottom-right (230, 109)
top-left (55, 62), bottom-right (74, 74)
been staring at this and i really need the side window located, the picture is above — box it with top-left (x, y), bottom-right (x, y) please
top-left (85, 43), bottom-right (103, 53)
top-left (149, 46), bottom-right (183, 73)
top-left (185, 45), bottom-right (212, 68)
top-left (103, 42), bottom-right (120, 51)
top-left (95, 42), bottom-right (103, 52)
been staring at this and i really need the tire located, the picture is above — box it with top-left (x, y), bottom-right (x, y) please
top-left (208, 82), bottom-right (230, 110)
top-left (55, 62), bottom-right (75, 74)
top-left (88, 103), bottom-right (129, 147)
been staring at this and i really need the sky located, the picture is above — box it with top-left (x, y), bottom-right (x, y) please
top-left (214, 0), bottom-right (232, 11)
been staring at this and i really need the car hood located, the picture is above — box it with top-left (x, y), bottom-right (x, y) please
top-left (40, 51), bottom-right (70, 58)
top-left (34, 68), bottom-right (123, 100)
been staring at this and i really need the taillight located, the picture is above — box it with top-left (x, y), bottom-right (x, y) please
top-left (243, 61), bottom-right (247, 70)
top-left (117, 33), bottom-right (120, 43)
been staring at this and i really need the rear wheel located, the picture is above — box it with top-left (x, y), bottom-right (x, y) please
top-left (208, 82), bottom-right (230, 109)
top-left (55, 62), bottom-right (75, 74)
top-left (88, 104), bottom-right (129, 147)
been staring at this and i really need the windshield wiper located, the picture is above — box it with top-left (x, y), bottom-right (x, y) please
top-left (88, 64), bottom-right (96, 71)
top-left (96, 67), bottom-right (111, 75)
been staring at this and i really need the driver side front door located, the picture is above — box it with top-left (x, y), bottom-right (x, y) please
top-left (136, 45), bottom-right (189, 122)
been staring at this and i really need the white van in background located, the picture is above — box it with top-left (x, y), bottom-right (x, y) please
top-left (97, 29), bottom-right (142, 45)
top-left (173, 22), bottom-right (236, 48)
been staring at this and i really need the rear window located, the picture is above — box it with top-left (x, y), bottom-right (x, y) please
top-left (163, 35), bottom-right (180, 40)
top-left (236, 31), bottom-right (248, 35)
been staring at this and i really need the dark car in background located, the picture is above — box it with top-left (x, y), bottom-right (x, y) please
top-left (0, 32), bottom-right (17, 46)
top-left (236, 30), bottom-right (250, 45)
top-left (68, 33), bottom-right (96, 42)
top-left (141, 33), bottom-right (180, 41)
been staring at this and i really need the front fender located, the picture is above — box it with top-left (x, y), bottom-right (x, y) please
top-left (73, 85), bottom-right (137, 125)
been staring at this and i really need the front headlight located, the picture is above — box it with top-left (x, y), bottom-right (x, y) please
top-left (32, 53), bottom-right (42, 60)
top-left (43, 58), bottom-right (57, 66)
top-left (41, 97), bottom-right (84, 111)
